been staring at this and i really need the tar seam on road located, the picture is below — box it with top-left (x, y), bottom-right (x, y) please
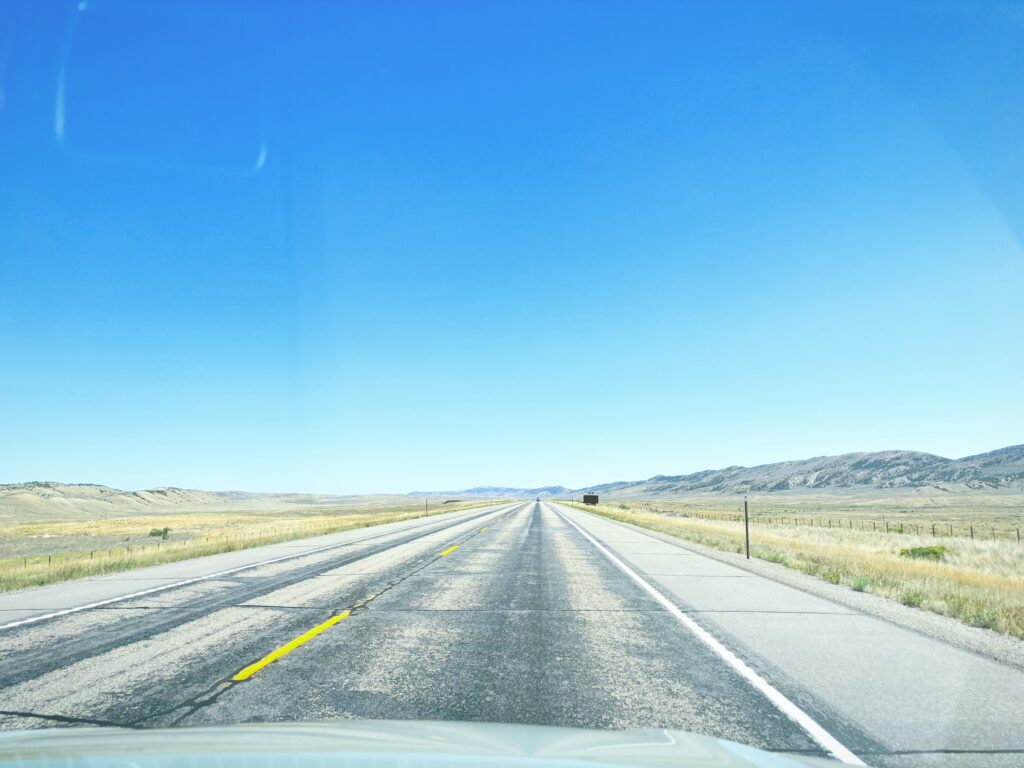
top-left (551, 503), bottom-right (865, 767)
top-left (0, 503), bottom-right (516, 633)
top-left (0, 709), bottom-right (127, 728)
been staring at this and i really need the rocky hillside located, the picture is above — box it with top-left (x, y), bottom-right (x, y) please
top-left (413, 445), bottom-right (1024, 498)
top-left (581, 445), bottom-right (1024, 497)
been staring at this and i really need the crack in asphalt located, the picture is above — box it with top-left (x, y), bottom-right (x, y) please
top-left (0, 709), bottom-right (126, 728)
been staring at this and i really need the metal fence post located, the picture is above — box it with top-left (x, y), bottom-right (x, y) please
top-left (743, 495), bottom-right (750, 560)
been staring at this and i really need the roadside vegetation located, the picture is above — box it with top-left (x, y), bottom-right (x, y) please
top-left (0, 500), bottom-right (489, 593)
top-left (573, 499), bottom-right (1024, 640)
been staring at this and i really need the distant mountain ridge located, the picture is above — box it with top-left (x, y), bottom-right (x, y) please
top-left (3, 446), bottom-right (1021, 511)
top-left (412, 485), bottom-right (574, 498)
top-left (423, 445), bottom-right (1024, 498)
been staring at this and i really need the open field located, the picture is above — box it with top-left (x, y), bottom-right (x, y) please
top-left (0, 499), bottom-right (493, 593)
top-left (571, 494), bottom-right (1024, 639)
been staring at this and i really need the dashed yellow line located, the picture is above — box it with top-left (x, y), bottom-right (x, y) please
top-left (232, 611), bottom-right (350, 681)
top-left (233, 520), bottom-right (495, 680)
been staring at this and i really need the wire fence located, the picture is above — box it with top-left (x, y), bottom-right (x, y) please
top-left (633, 504), bottom-right (1023, 543)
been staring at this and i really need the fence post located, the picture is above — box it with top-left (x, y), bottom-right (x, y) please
top-left (885, 521), bottom-right (889, 533)
top-left (970, 525), bottom-right (974, 540)
top-left (743, 496), bottom-right (750, 560)
top-left (931, 523), bottom-right (935, 537)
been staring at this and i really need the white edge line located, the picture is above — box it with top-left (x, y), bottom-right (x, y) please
top-left (550, 503), bottom-right (865, 766)
top-left (0, 502), bottom-right (519, 632)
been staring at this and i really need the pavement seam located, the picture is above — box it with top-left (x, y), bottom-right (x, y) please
top-left (0, 709), bottom-right (125, 727)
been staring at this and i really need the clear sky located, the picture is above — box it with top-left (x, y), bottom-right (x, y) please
top-left (2, 1), bottom-right (1022, 493)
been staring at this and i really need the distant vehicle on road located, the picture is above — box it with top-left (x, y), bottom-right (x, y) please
top-left (536, 497), bottom-right (540, 501)
top-left (583, 494), bottom-right (599, 505)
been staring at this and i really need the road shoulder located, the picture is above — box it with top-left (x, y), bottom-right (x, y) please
top-left (556, 503), bottom-right (1024, 768)
top-left (568, 506), bottom-right (1024, 671)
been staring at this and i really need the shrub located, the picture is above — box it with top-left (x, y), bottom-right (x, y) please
top-left (899, 545), bottom-right (948, 561)
top-left (149, 527), bottom-right (171, 539)
top-left (823, 567), bottom-right (842, 584)
top-left (901, 590), bottom-right (924, 607)
top-left (966, 609), bottom-right (999, 630)
top-left (761, 549), bottom-right (788, 565)
top-left (851, 576), bottom-right (870, 592)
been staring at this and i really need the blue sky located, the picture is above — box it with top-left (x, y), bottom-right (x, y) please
top-left (2, 1), bottom-right (1022, 493)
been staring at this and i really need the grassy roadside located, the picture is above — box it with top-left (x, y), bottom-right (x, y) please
top-left (0, 500), bottom-right (496, 593)
top-left (568, 501), bottom-right (1024, 640)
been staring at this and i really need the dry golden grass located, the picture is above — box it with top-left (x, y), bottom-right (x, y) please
top-left (578, 501), bottom-right (1024, 640)
top-left (0, 501), bottom-right (490, 593)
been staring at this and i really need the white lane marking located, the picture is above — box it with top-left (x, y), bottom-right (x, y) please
top-left (0, 503), bottom-right (519, 632)
top-left (551, 503), bottom-right (864, 766)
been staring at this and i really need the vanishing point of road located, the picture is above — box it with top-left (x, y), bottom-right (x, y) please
top-left (0, 502), bottom-right (1021, 768)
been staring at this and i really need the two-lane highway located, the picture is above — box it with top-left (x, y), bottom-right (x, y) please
top-left (0, 502), bottom-right (1021, 768)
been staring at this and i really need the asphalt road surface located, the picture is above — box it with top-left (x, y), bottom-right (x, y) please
top-left (0, 501), bottom-right (1021, 768)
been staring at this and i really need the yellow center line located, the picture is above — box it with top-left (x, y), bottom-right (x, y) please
top-left (232, 610), bottom-right (350, 681)
top-left (232, 514), bottom-right (501, 682)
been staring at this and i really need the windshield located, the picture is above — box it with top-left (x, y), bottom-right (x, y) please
top-left (1, 3), bottom-right (1022, 768)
